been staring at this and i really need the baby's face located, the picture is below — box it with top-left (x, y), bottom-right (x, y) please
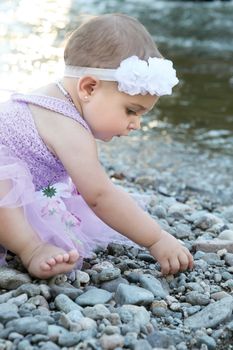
top-left (82, 81), bottom-right (159, 142)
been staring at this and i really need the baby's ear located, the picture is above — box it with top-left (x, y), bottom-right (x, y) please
top-left (77, 76), bottom-right (100, 101)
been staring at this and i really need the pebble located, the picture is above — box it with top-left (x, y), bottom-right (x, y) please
top-left (117, 305), bottom-right (150, 328)
top-left (101, 276), bottom-right (129, 292)
top-left (99, 334), bottom-right (124, 350)
top-left (184, 296), bottom-right (233, 329)
top-left (0, 267), bottom-right (31, 289)
top-left (115, 284), bottom-right (154, 305)
top-left (6, 316), bottom-right (48, 335)
top-left (75, 288), bottom-right (112, 306)
top-left (139, 274), bottom-right (168, 298)
top-left (54, 294), bottom-right (82, 313)
top-left (83, 304), bottom-right (110, 320)
top-left (218, 229), bottom-right (233, 241)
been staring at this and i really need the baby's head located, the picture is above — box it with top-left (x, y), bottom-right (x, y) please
top-left (62, 14), bottom-right (178, 141)
top-left (64, 13), bottom-right (162, 69)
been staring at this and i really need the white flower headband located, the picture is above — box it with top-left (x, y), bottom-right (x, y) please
top-left (64, 55), bottom-right (179, 96)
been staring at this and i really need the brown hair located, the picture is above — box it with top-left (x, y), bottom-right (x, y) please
top-left (64, 13), bottom-right (162, 69)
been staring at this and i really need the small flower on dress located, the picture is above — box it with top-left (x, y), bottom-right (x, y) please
top-left (41, 199), bottom-right (63, 217)
top-left (61, 211), bottom-right (81, 228)
top-left (42, 185), bottom-right (57, 198)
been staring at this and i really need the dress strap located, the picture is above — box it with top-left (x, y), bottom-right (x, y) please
top-left (11, 93), bottom-right (91, 132)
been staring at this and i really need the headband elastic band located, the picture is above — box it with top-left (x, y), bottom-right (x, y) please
top-left (64, 55), bottom-right (179, 96)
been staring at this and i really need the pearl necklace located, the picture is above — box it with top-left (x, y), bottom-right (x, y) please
top-left (56, 81), bottom-right (75, 107)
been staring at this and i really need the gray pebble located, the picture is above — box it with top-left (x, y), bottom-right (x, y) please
top-left (83, 304), bottom-right (111, 320)
top-left (6, 316), bottom-right (48, 335)
top-left (185, 291), bottom-right (210, 306)
top-left (75, 288), bottom-right (112, 306)
top-left (115, 284), bottom-right (154, 305)
top-left (0, 267), bottom-right (31, 290)
top-left (101, 276), bottom-right (129, 292)
top-left (139, 274), bottom-right (168, 298)
top-left (185, 296), bottom-right (233, 329)
top-left (54, 294), bottom-right (82, 313)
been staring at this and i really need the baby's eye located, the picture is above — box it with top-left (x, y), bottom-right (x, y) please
top-left (126, 108), bottom-right (137, 115)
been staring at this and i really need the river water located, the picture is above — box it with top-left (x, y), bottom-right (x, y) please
top-left (0, 0), bottom-right (232, 203)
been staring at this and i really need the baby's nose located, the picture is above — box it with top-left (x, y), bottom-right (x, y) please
top-left (129, 119), bottom-right (141, 130)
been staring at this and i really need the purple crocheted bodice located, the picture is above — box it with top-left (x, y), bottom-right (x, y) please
top-left (0, 93), bottom-right (90, 190)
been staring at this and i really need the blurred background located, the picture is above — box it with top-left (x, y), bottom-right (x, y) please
top-left (0, 0), bottom-right (233, 203)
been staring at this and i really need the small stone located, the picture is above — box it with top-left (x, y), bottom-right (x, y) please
top-left (92, 261), bottom-right (114, 272)
top-left (134, 339), bottom-right (153, 350)
top-left (117, 305), bottom-right (150, 328)
top-left (196, 334), bottom-right (217, 350)
top-left (6, 316), bottom-right (48, 335)
top-left (211, 291), bottom-right (230, 301)
top-left (224, 253), bottom-right (233, 266)
top-left (50, 285), bottom-right (82, 300)
top-left (0, 303), bottom-right (19, 324)
top-left (168, 203), bottom-right (192, 219)
top-left (147, 330), bottom-right (174, 347)
top-left (73, 270), bottom-right (90, 288)
top-left (13, 283), bottom-right (41, 297)
top-left (7, 293), bottom-right (28, 306)
top-left (101, 276), bottom-right (129, 292)
top-left (28, 295), bottom-right (49, 308)
top-left (115, 284), bottom-right (154, 305)
top-left (0, 291), bottom-right (13, 303)
top-left (218, 230), bottom-right (233, 241)
top-left (75, 288), bottom-right (112, 306)
top-left (184, 296), bottom-right (233, 329)
top-left (185, 291), bottom-right (210, 306)
top-left (58, 331), bottom-right (80, 346)
top-left (70, 317), bottom-right (97, 332)
top-left (54, 294), bottom-right (82, 313)
top-left (0, 267), bottom-right (31, 290)
top-left (66, 309), bottom-right (84, 323)
top-left (99, 334), bottom-right (124, 350)
top-left (139, 274), bottom-right (168, 298)
top-left (98, 267), bottom-right (121, 282)
top-left (193, 213), bottom-right (222, 230)
top-left (17, 340), bottom-right (34, 350)
top-left (83, 304), bottom-right (110, 320)
top-left (193, 239), bottom-right (233, 253)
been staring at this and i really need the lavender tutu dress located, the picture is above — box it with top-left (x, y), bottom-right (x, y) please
top-left (0, 93), bottom-right (139, 268)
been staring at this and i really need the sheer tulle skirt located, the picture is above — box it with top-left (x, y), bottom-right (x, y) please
top-left (0, 145), bottom-right (140, 268)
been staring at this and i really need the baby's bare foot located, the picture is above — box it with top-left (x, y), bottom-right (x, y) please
top-left (20, 243), bottom-right (79, 279)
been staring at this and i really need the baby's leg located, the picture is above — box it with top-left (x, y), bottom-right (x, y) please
top-left (0, 202), bottom-right (79, 279)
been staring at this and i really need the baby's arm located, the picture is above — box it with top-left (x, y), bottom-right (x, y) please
top-left (52, 120), bottom-right (193, 275)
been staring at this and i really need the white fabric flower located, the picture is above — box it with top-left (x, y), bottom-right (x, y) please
top-left (64, 55), bottom-right (179, 96)
top-left (115, 56), bottom-right (179, 96)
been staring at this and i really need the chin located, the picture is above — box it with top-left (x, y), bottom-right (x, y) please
top-left (98, 136), bottom-right (113, 142)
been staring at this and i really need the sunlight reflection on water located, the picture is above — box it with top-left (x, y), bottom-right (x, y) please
top-left (0, 0), bottom-right (70, 92)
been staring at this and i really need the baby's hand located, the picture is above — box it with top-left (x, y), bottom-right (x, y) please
top-left (149, 230), bottom-right (193, 275)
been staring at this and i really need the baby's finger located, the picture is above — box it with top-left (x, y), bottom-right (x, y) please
top-left (178, 253), bottom-right (189, 272)
top-left (160, 259), bottom-right (171, 275)
top-left (182, 247), bottom-right (194, 270)
top-left (168, 257), bottom-right (180, 275)
top-left (188, 252), bottom-right (194, 270)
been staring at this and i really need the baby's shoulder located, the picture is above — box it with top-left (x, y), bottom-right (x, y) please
top-left (30, 104), bottom-right (94, 156)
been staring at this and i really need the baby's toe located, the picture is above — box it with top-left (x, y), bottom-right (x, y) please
top-left (46, 257), bottom-right (57, 266)
top-left (54, 254), bottom-right (64, 263)
top-left (40, 261), bottom-right (52, 271)
top-left (69, 250), bottom-right (79, 263)
top-left (63, 253), bottom-right (70, 262)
